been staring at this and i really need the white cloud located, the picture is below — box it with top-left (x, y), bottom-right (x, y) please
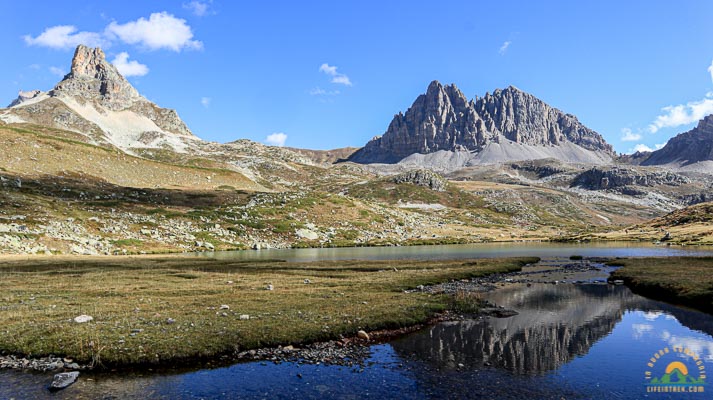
top-left (499, 41), bottom-right (511, 55)
top-left (183, 1), bottom-right (212, 17)
top-left (201, 97), bottom-right (211, 107)
top-left (708, 60), bottom-right (713, 83)
top-left (111, 52), bottom-right (149, 77)
top-left (621, 128), bottom-right (642, 142)
top-left (319, 63), bottom-right (352, 86)
top-left (48, 66), bottom-right (66, 77)
top-left (106, 12), bottom-right (203, 52)
top-left (309, 87), bottom-right (340, 96)
top-left (24, 25), bottom-right (107, 50)
top-left (630, 144), bottom-right (654, 153)
top-left (28, 64), bottom-right (41, 70)
top-left (648, 95), bottom-right (713, 133)
top-left (265, 132), bottom-right (287, 147)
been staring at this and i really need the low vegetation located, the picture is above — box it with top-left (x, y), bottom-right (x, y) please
top-left (609, 257), bottom-right (713, 314)
top-left (0, 255), bottom-right (535, 368)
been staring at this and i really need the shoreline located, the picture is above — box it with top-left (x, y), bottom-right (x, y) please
top-left (0, 256), bottom-right (535, 371)
top-left (0, 256), bottom-right (612, 373)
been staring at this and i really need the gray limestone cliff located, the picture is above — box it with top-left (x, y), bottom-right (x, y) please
top-left (348, 81), bottom-right (614, 164)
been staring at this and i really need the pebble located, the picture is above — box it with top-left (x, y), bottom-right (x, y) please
top-left (357, 330), bottom-right (370, 341)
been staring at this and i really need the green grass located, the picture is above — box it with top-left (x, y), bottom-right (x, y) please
top-left (0, 256), bottom-right (536, 369)
top-left (609, 257), bottom-right (713, 314)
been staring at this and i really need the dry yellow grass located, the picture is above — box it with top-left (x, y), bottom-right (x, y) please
top-left (0, 125), bottom-right (263, 191)
top-left (0, 255), bottom-right (535, 368)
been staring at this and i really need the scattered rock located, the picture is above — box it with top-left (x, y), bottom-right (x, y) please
top-left (266, 284), bottom-right (274, 291)
top-left (73, 315), bottom-right (93, 323)
top-left (239, 314), bottom-right (250, 320)
top-left (219, 304), bottom-right (230, 310)
top-left (357, 330), bottom-right (370, 341)
top-left (49, 371), bottom-right (79, 391)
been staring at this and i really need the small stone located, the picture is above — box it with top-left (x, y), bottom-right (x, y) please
top-left (49, 371), bottom-right (79, 391)
top-left (266, 284), bottom-right (274, 291)
top-left (357, 330), bottom-right (370, 341)
top-left (73, 315), bottom-right (93, 323)
top-left (303, 279), bottom-right (311, 284)
top-left (219, 305), bottom-right (230, 310)
top-left (166, 318), bottom-right (176, 324)
top-left (239, 314), bottom-right (250, 320)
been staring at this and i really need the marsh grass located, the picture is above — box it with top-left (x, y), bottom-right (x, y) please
top-left (0, 256), bottom-right (535, 368)
top-left (609, 257), bottom-right (713, 314)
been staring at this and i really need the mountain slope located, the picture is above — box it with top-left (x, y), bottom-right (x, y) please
top-left (642, 115), bottom-right (713, 171)
top-left (348, 81), bottom-right (613, 166)
top-left (0, 45), bottom-right (198, 153)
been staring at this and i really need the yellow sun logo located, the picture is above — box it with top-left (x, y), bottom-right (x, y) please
top-left (665, 361), bottom-right (689, 377)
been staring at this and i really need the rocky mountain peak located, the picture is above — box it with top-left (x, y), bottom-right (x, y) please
top-left (348, 81), bottom-right (613, 164)
top-left (643, 114), bottom-right (713, 167)
top-left (51, 45), bottom-right (141, 111)
top-left (8, 90), bottom-right (44, 107)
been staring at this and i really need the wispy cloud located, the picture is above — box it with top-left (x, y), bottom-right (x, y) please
top-left (183, 1), bottom-right (212, 17)
top-left (111, 52), bottom-right (149, 77)
top-left (265, 132), bottom-right (287, 147)
top-left (106, 12), bottom-right (203, 52)
top-left (24, 25), bottom-right (107, 49)
top-left (648, 94), bottom-right (713, 133)
top-left (319, 63), bottom-right (352, 86)
top-left (48, 66), bottom-right (66, 77)
top-left (621, 128), bottom-right (642, 142)
top-left (499, 41), bottom-right (511, 55)
top-left (309, 87), bottom-right (340, 96)
top-left (201, 97), bottom-right (211, 108)
top-left (646, 62), bottom-right (713, 133)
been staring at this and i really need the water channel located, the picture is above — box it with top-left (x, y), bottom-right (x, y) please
top-left (2, 243), bottom-right (713, 399)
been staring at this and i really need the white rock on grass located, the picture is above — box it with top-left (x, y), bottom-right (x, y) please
top-left (73, 315), bottom-right (93, 323)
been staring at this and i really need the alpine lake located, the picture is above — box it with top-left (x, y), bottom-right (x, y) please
top-left (2, 242), bottom-right (713, 399)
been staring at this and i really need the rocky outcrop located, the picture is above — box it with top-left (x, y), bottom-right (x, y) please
top-left (391, 169), bottom-right (447, 191)
top-left (2, 45), bottom-right (196, 151)
top-left (8, 90), bottom-right (44, 107)
top-left (349, 81), bottom-right (614, 164)
top-left (51, 46), bottom-right (142, 111)
top-left (643, 115), bottom-right (713, 167)
top-left (49, 45), bottom-right (193, 137)
top-left (571, 167), bottom-right (690, 191)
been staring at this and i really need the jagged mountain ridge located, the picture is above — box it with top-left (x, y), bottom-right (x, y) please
top-left (349, 81), bottom-right (614, 166)
top-left (642, 114), bottom-right (713, 170)
top-left (1, 45), bottom-right (197, 152)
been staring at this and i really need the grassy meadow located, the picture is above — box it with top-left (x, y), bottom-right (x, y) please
top-left (609, 257), bottom-right (713, 314)
top-left (0, 255), bottom-right (535, 368)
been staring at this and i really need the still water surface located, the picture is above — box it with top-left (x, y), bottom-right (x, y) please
top-left (3, 244), bottom-right (713, 399)
top-left (195, 241), bottom-right (713, 262)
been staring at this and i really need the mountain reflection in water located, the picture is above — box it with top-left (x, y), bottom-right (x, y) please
top-left (4, 283), bottom-right (713, 399)
top-left (391, 283), bottom-right (713, 376)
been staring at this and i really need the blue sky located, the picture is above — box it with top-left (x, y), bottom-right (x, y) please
top-left (3, 1), bottom-right (713, 153)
